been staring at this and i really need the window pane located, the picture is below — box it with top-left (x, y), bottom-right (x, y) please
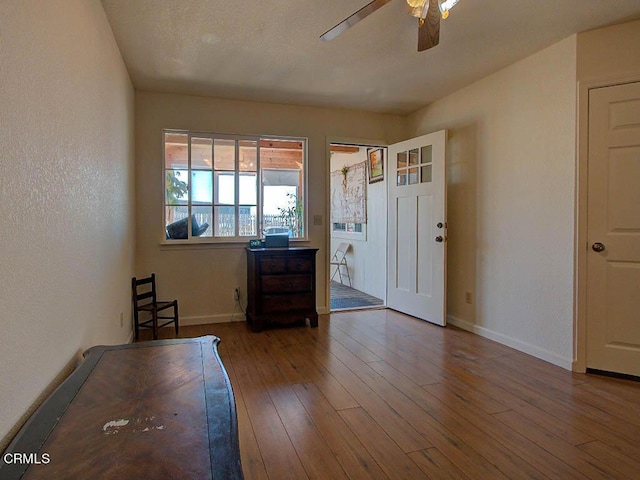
top-left (397, 151), bottom-right (407, 169)
top-left (263, 186), bottom-right (299, 237)
top-left (191, 170), bottom-right (212, 204)
top-left (260, 139), bottom-right (304, 237)
top-left (421, 145), bottom-right (433, 164)
top-left (409, 167), bottom-right (419, 185)
top-left (409, 148), bottom-right (419, 166)
top-left (191, 138), bottom-right (213, 169)
top-left (239, 206), bottom-right (257, 237)
top-left (214, 206), bottom-right (235, 237)
top-left (214, 172), bottom-right (235, 205)
top-left (239, 140), bottom-right (257, 172)
top-left (239, 173), bottom-right (257, 205)
top-left (214, 139), bottom-right (235, 171)
top-left (165, 206), bottom-right (188, 240)
top-left (421, 164), bottom-right (433, 183)
top-left (166, 170), bottom-right (189, 205)
top-left (397, 170), bottom-right (407, 186)
top-left (165, 133), bottom-right (187, 169)
top-left (192, 206), bottom-right (213, 237)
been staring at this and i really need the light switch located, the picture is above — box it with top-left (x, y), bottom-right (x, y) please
top-left (313, 215), bottom-right (322, 226)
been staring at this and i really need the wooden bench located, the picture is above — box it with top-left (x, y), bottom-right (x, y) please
top-left (1, 336), bottom-right (243, 479)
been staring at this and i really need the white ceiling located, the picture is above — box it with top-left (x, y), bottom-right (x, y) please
top-left (101, 0), bottom-right (640, 115)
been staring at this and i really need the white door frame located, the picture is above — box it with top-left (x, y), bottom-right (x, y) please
top-left (324, 136), bottom-right (387, 314)
top-left (574, 74), bottom-right (640, 373)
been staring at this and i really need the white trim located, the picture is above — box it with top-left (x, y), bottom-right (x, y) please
top-left (326, 136), bottom-right (389, 312)
top-left (181, 307), bottom-right (329, 324)
top-left (180, 313), bottom-right (247, 326)
top-left (162, 130), bottom-right (309, 243)
top-left (448, 315), bottom-right (574, 370)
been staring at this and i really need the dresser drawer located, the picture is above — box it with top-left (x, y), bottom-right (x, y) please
top-left (286, 257), bottom-right (313, 273)
top-left (261, 274), bottom-right (312, 294)
top-left (259, 258), bottom-right (287, 274)
top-left (261, 293), bottom-right (315, 313)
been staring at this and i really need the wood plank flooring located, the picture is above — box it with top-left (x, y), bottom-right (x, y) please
top-left (138, 309), bottom-right (640, 480)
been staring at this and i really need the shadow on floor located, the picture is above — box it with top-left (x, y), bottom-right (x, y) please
top-left (330, 280), bottom-right (384, 311)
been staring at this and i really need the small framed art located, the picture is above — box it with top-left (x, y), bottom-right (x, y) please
top-left (367, 148), bottom-right (384, 184)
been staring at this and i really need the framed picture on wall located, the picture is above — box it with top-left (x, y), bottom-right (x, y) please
top-left (367, 148), bottom-right (384, 184)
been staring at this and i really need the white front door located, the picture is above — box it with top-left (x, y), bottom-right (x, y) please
top-left (586, 81), bottom-right (640, 376)
top-left (387, 130), bottom-right (447, 325)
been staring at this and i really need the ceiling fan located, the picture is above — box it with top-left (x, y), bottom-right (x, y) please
top-left (320, 0), bottom-right (460, 52)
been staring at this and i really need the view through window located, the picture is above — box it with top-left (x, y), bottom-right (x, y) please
top-left (164, 131), bottom-right (306, 241)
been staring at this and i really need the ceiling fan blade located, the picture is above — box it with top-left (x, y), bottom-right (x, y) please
top-left (320, 0), bottom-right (393, 42)
top-left (417, 0), bottom-right (440, 51)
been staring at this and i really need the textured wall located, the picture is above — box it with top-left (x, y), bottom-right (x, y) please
top-left (407, 37), bottom-right (578, 368)
top-left (0, 0), bottom-right (135, 448)
top-left (135, 91), bottom-right (406, 322)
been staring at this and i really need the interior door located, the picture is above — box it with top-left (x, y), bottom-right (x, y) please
top-left (586, 81), bottom-right (640, 377)
top-left (387, 130), bottom-right (447, 325)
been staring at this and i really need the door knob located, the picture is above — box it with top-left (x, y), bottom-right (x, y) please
top-left (592, 242), bottom-right (605, 252)
top-left (435, 236), bottom-right (444, 243)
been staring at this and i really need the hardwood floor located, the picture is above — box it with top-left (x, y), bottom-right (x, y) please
top-left (138, 309), bottom-right (640, 479)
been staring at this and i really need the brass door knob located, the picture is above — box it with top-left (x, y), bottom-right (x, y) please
top-left (592, 242), bottom-right (605, 252)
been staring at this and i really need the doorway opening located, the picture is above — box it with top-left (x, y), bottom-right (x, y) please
top-left (329, 143), bottom-right (386, 311)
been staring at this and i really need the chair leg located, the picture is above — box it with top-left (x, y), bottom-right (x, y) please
top-left (330, 264), bottom-right (339, 282)
top-left (152, 309), bottom-right (158, 340)
top-left (344, 263), bottom-right (352, 287)
top-left (174, 301), bottom-right (179, 335)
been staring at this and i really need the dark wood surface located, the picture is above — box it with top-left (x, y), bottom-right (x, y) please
top-left (1, 336), bottom-right (243, 480)
top-left (246, 247), bottom-right (319, 332)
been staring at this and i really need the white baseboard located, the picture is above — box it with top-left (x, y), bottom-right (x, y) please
top-left (181, 313), bottom-right (246, 326)
top-left (447, 315), bottom-right (573, 370)
top-left (182, 305), bottom-right (329, 325)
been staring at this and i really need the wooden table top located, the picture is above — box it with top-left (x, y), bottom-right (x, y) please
top-left (1, 336), bottom-right (243, 480)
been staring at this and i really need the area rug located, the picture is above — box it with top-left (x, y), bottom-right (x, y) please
top-left (330, 281), bottom-right (384, 310)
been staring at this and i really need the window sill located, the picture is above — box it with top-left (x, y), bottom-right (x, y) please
top-left (159, 238), bottom-right (311, 250)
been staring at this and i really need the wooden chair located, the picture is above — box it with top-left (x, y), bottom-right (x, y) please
top-left (132, 274), bottom-right (179, 341)
top-left (330, 242), bottom-right (352, 287)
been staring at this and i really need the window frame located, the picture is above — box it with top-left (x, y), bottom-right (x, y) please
top-left (162, 129), bottom-right (308, 244)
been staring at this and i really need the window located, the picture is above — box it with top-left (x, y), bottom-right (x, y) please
top-left (332, 222), bottom-right (363, 233)
top-left (164, 131), bottom-right (306, 242)
top-left (396, 145), bottom-right (432, 186)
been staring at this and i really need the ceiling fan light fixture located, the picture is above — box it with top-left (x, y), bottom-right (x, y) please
top-left (437, 0), bottom-right (460, 19)
top-left (406, 0), bottom-right (430, 19)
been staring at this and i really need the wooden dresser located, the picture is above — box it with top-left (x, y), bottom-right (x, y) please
top-left (246, 247), bottom-right (319, 332)
top-left (0, 337), bottom-right (243, 480)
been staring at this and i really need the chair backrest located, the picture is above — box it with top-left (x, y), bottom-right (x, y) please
top-left (332, 243), bottom-right (350, 262)
top-left (132, 274), bottom-right (157, 309)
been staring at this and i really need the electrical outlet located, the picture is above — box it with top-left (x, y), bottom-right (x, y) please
top-left (465, 291), bottom-right (473, 304)
top-left (119, 312), bottom-right (124, 327)
top-left (234, 288), bottom-right (240, 301)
